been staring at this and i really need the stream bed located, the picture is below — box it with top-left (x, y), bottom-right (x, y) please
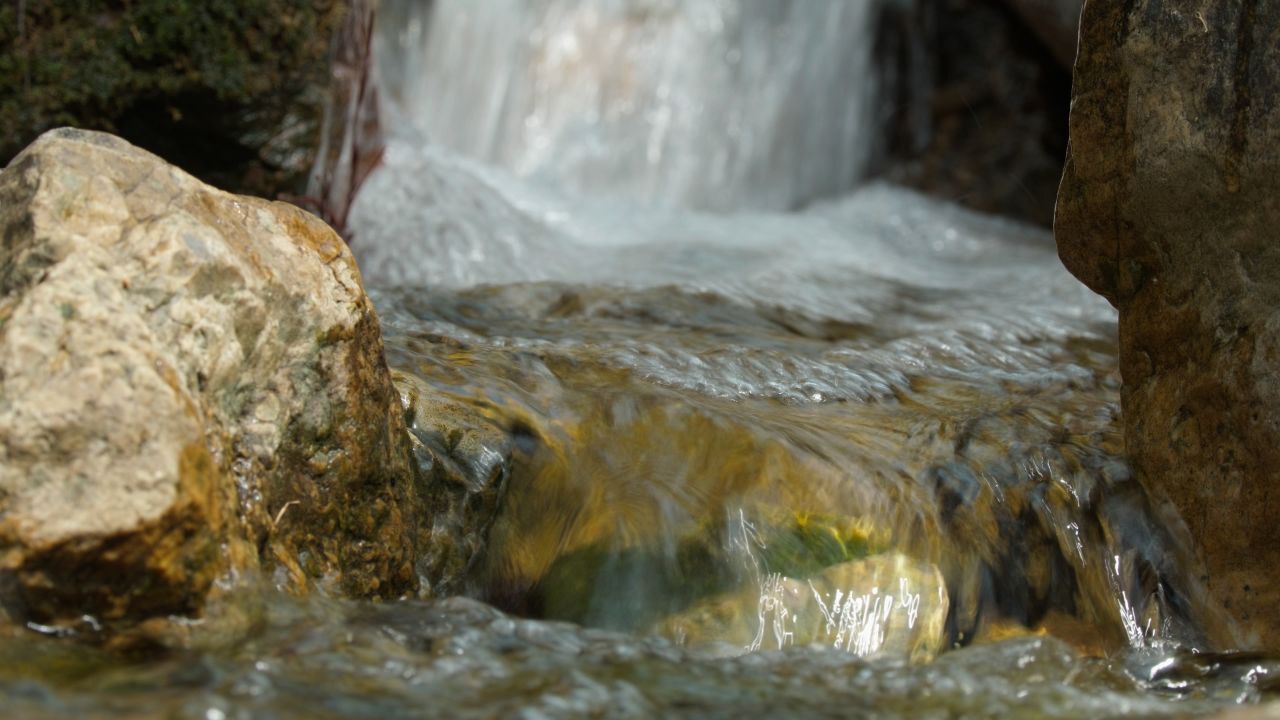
top-left (1, 147), bottom-right (1277, 717)
top-left (3, 0), bottom-right (1278, 716)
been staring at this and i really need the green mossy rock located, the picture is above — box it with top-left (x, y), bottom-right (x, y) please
top-left (0, 0), bottom-right (346, 197)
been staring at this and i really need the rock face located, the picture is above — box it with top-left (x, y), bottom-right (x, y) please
top-left (882, 0), bottom-right (1072, 227)
top-left (1, 1), bottom-right (349, 199)
top-left (0, 128), bottom-right (425, 634)
top-left (1056, 1), bottom-right (1280, 649)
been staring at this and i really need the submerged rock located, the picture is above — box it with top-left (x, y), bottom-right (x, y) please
top-left (0, 129), bottom-right (425, 635)
top-left (1056, 1), bottom-right (1280, 649)
top-left (393, 371), bottom-right (513, 597)
top-left (658, 553), bottom-right (948, 661)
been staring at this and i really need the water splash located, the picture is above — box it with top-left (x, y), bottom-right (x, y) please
top-left (375, 0), bottom-right (886, 211)
top-left (354, 0), bottom-right (1227, 674)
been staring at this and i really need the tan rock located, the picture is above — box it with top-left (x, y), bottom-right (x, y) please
top-left (1055, 1), bottom-right (1280, 649)
top-left (0, 128), bottom-right (424, 633)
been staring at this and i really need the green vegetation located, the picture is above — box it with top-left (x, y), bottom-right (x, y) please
top-left (0, 0), bottom-right (346, 196)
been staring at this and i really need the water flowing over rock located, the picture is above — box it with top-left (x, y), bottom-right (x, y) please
top-left (355, 123), bottom-right (1226, 656)
top-left (1056, 0), bottom-right (1280, 650)
top-left (375, 0), bottom-right (885, 212)
top-left (0, 129), bottom-right (432, 636)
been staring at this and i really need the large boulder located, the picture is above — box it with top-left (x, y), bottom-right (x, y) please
top-left (0, 128), bottom-right (425, 636)
top-left (1056, 1), bottom-right (1280, 649)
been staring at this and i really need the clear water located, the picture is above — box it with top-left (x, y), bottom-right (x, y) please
top-left (3, 1), bottom-right (1277, 717)
top-left (349, 133), bottom-right (1197, 645)
top-left (2, 593), bottom-right (1275, 719)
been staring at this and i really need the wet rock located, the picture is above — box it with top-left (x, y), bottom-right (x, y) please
top-left (0, 128), bottom-right (424, 634)
top-left (529, 503), bottom-right (885, 634)
top-left (1056, 1), bottom-right (1280, 649)
top-left (657, 553), bottom-right (948, 661)
top-left (393, 371), bottom-right (513, 597)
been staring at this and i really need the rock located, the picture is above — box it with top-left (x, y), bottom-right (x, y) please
top-left (393, 371), bottom-right (513, 597)
top-left (0, 128), bottom-right (425, 635)
top-left (1, 1), bottom-right (350, 198)
top-left (882, 0), bottom-right (1071, 227)
top-left (656, 553), bottom-right (948, 661)
top-left (1055, 1), bottom-right (1280, 649)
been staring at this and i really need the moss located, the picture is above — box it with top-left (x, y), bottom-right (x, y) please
top-left (1, 0), bottom-right (347, 197)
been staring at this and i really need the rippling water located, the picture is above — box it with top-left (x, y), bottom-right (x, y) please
top-left (0, 117), bottom-right (1271, 720)
top-left (5, 137), bottom-right (1268, 718)
top-left (3, 1), bottom-right (1277, 716)
top-left (3, 592), bottom-right (1275, 719)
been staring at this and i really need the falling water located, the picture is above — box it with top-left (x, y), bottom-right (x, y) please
top-left (353, 0), bottom-right (1231, 660)
top-left (376, 0), bottom-right (886, 211)
top-left (3, 2), bottom-right (1273, 718)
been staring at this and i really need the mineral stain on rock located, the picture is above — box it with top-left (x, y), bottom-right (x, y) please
top-left (0, 129), bottom-right (481, 640)
top-left (1056, 0), bottom-right (1280, 650)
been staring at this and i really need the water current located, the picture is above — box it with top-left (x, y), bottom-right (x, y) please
top-left (3, 0), bottom-right (1278, 717)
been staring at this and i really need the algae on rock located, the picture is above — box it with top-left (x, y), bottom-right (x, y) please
top-left (0, 128), bottom-right (461, 638)
top-left (0, 0), bottom-right (348, 197)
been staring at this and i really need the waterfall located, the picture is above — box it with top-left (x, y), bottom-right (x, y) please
top-left (375, 0), bottom-right (888, 212)
top-left (350, 0), bottom-right (1228, 656)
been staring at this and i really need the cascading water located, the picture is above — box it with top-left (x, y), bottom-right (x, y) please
top-left (8, 2), bottom-right (1277, 719)
top-left (355, 0), bottom-right (1232, 660)
top-left (375, 0), bottom-right (884, 211)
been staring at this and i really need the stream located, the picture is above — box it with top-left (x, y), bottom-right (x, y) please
top-left (2, 0), bottom-right (1277, 717)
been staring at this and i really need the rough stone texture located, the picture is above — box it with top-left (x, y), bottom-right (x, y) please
top-left (1056, 0), bottom-right (1280, 649)
top-left (0, 128), bottom-right (423, 634)
top-left (393, 370), bottom-right (512, 598)
top-left (882, 0), bottom-right (1071, 227)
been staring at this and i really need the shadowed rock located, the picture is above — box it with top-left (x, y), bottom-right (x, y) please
top-left (1056, 0), bottom-right (1280, 649)
top-left (1003, 0), bottom-right (1082, 68)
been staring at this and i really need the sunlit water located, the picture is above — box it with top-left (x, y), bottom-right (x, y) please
top-left (3, 1), bottom-right (1278, 717)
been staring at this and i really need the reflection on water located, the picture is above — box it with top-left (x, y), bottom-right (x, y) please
top-left (2, 0), bottom-right (1275, 716)
top-left (0, 593), bottom-right (1274, 719)
top-left (357, 141), bottom-right (1215, 656)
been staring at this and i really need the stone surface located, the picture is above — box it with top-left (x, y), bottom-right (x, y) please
top-left (883, 0), bottom-right (1071, 227)
top-left (1056, 0), bottom-right (1280, 649)
top-left (393, 370), bottom-right (513, 598)
top-left (0, 128), bottom-right (424, 634)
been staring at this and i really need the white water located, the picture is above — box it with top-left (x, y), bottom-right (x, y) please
top-left (352, 139), bottom-right (1112, 404)
top-left (348, 0), bottom-right (1212, 662)
top-left (375, 0), bottom-right (887, 211)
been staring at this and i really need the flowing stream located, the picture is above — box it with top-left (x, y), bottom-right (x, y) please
top-left (3, 1), bottom-right (1278, 717)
